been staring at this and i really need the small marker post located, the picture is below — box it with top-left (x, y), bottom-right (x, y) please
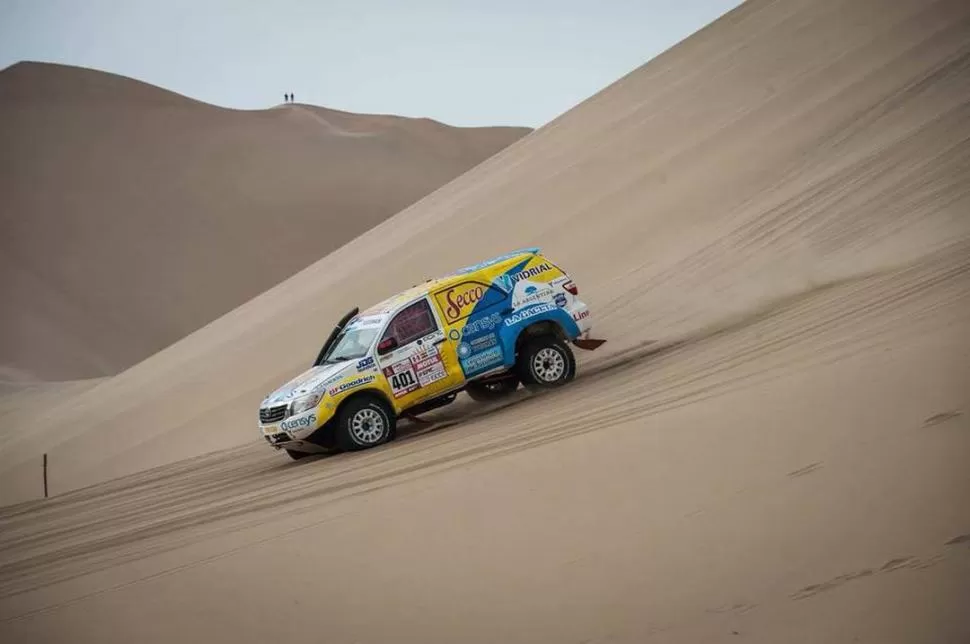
top-left (43, 453), bottom-right (48, 498)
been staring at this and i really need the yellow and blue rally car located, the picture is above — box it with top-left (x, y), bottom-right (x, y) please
top-left (258, 248), bottom-right (605, 459)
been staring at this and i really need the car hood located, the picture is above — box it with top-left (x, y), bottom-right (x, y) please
top-left (260, 361), bottom-right (355, 407)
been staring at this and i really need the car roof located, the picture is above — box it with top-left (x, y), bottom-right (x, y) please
top-left (358, 247), bottom-right (541, 318)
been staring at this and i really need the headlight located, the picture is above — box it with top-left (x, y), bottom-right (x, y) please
top-left (289, 392), bottom-right (322, 416)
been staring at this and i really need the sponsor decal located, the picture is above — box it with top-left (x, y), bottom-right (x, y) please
top-left (268, 364), bottom-right (350, 402)
top-left (413, 354), bottom-right (447, 387)
top-left (460, 346), bottom-right (504, 373)
top-left (383, 360), bottom-right (413, 376)
top-left (310, 373), bottom-right (344, 394)
top-left (462, 312), bottom-right (503, 337)
top-left (457, 333), bottom-right (498, 366)
top-left (280, 413), bottom-right (316, 432)
top-left (356, 356), bottom-right (375, 371)
top-left (412, 342), bottom-right (439, 362)
top-left (384, 361), bottom-right (420, 397)
top-left (573, 309), bottom-right (590, 322)
top-left (554, 293), bottom-right (567, 307)
top-left (437, 282), bottom-right (486, 323)
top-left (350, 315), bottom-right (386, 329)
top-left (470, 334), bottom-right (497, 351)
top-left (509, 262), bottom-right (552, 284)
top-left (382, 341), bottom-right (448, 397)
top-left (328, 374), bottom-right (376, 397)
top-left (512, 281), bottom-right (554, 309)
top-left (504, 303), bottom-right (556, 327)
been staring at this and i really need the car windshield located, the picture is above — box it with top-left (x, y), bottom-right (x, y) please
top-left (322, 325), bottom-right (380, 363)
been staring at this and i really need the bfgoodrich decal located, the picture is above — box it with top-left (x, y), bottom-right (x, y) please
top-left (328, 374), bottom-right (376, 397)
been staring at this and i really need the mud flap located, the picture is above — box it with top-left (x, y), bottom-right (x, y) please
top-left (573, 338), bottom-right (607, 351)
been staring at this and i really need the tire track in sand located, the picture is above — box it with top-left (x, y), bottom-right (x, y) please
top-left (1, 239), bottom-right (967, 612)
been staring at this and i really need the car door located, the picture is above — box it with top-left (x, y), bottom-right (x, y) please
top-left (431, 279), bottom-right (511, 379)
top-left (375, 297), bottom-right (464, 409)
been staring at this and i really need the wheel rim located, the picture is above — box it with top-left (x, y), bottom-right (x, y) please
top-left (350, 407), bottom-right (386, 444)
top-left (532, 347), bottom-right (566, 383)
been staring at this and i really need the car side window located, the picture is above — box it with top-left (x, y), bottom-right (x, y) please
top-left (381, 299), bottom-right (438, 347)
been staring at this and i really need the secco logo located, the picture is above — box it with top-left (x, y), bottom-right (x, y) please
top-left (281, 413), bottom-right (316, 432)
top-left (437, 282), bottom-right (485, 323)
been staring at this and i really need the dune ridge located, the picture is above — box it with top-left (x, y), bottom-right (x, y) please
top-left (0, 61), bottom-right (530, 382)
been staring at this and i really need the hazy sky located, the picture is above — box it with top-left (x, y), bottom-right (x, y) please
top-left (0, 0), bottom-right (740, 128)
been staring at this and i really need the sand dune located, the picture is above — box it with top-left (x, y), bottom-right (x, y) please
top-left (0, 0), bottom-right (968, 640)
top-left (0, 62), bottom-right (530, 381)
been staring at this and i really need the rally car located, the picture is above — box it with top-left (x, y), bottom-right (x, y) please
top-left (257, 247), bottom-right (605, 459)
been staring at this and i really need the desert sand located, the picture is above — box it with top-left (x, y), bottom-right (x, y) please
top-left (1, 0), bottom-right (969, 641)
top-left (0, 62), bottom-right (529, 381)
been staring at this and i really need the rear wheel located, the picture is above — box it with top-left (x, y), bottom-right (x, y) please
top-left (516, 335), bottom-right (576, 390)
top-left (334, 395), bottom-right (396, 451)
top-left (465, 376), bottom-right (519, 402)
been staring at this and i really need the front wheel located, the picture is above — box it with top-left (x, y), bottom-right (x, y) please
top-left (334, 395), bottom-right (396, 451)
top-left (516, 335), bottom-right (576, 390)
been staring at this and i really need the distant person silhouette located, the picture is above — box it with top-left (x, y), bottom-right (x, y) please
top-left (284, 93), bottom-right (290, 103)
top-left (291, 92), bottom-right (296, 103)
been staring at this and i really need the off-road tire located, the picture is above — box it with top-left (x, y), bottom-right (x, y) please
top-left (334, 395), bottom-right (396, 451)
top-left (516, 335), bottom-right (576, 390)
top-left (465, 376), bottom-right (519, 402)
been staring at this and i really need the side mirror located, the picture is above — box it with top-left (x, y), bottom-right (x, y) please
top-left (377, 337), bottom-right (398, 355)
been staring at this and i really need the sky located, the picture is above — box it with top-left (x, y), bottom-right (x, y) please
top-left (0, 0), bottom-right (741, 128)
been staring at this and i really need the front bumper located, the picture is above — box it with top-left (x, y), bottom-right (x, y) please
top-left (258, 408), bottom-right (322, 446)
